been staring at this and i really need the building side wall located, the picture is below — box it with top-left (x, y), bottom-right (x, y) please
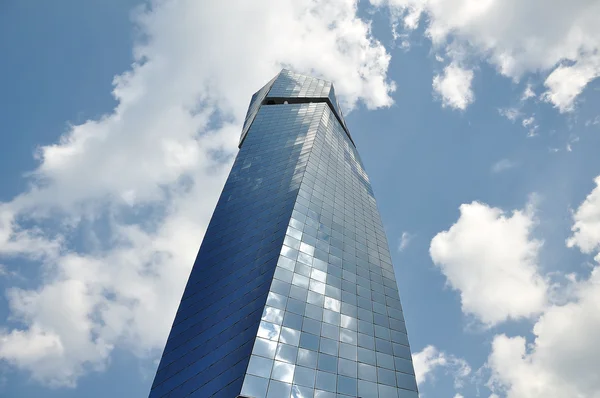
top-left (150, 103), bottom-right (326, 397)
top-left (240, 104), bottom-right (418, 398)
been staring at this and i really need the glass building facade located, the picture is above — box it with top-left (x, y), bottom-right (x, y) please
top-left (149, 70), bottom-right (419, 398)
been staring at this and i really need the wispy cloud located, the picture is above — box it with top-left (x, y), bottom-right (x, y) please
top-left (0, 264), bottom-right (15, 277)
top-left (521, 83), bottom-right (536, 101)
top-left (522, 115), bottom-right (539, 136)
top-left (398, 231), bottom-right (414, 252)
top-left (585, 116), bottom-right (600, 127)
top-left (491, 159), bottom-right (517, 173)
top-left (498, 107), bottom-right (521, 122)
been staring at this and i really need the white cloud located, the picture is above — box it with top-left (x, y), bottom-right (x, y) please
top-left (412, 345), bottom-right (471, 389)
top-left (498, 86), bottom-right (536, 125)
top-left (498, 107), bottom-right (521, 122)
top-left (432, 63), bottom-right (474, 110)
top-left (491, 159), bottom-right (516, 173)
top-left (585, 116), bottom-right (600, 127)
top-left (0, 264), bottom-right (13, 277)
top-left (486, 176), bottom-right (600, 398)
top-left (498, 85), bottom-right (537, 129)
top-left (521, 115), bottom-right (539, 137)
top-left (521, 83), bottom-right (536, 101)
top-left (372, 0), bottom-right (600, 110)
top-left (398, 231), bottom-right (413, 251)
top-left (0, 0), bottom-right (395, 387)
top-left (567, 176), bottom-right (600, 261)
top-left (566, 135), bottom-right (580, 152)
top-left (391, 22), bottom-right (411, 51)
top-left (429, 199), bottom-right (548, 326)
top-left (487, 267), bottom-right (600, 398)
top-left (521, 116), bottom-right (535, 128)
top-left (542, 56), bottom-right (600, 112)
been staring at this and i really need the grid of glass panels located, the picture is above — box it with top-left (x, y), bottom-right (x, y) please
top-left (241, 69), bottom-right (352, 149)
top-left (326, 84), bottom-right (348, 135)
top-left (240, 102), bottom-right (418, 397)
top-left (267, 69), bottom-right (350, 135)
top-left (240, 74), bottom-right (279, 146)
top-left (149, 103), bottom-right (324, 397)
top-left (268, 69), bottom-right (332, 100)
top-left (150, 70), bottom-right (418, 398)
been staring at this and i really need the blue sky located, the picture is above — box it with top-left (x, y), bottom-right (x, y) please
top-left (1, 1), bottom-right (600, 398)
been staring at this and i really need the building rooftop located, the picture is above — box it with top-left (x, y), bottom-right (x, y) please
top-left (239, 69), bottom-right (351, 147)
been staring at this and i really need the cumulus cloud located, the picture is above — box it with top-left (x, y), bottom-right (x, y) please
top-left (542, 56), bottom-right (600, 112)
top-left (432, 63), bottom-right (474, 110)
top-left (371, 0), bottom-right (600, 111)
top-left (567, 176), bottom-right (600, 260)
top-left (0, 0), bottom-right (395, 387)
top-left (486, 175), bottom-right (600, 398)
top-left (429, 199), bottom-right (548, 326)
top-left (487, 267), bottom-right (600, 398)
top-left (412, 345), bottom-right (471, 389)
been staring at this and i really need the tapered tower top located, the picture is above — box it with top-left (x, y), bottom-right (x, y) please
top-left (239, 69), bottom-right (351, 147)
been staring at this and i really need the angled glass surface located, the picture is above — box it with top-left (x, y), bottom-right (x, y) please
top-left (150, 70), bottom-right (418, 398)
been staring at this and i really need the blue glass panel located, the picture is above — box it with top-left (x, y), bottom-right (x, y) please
top-left (150, 70), bottom-right (418, 397)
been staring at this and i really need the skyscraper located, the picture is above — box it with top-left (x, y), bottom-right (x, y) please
top-left (149, 70), bottom-right (419, 398)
